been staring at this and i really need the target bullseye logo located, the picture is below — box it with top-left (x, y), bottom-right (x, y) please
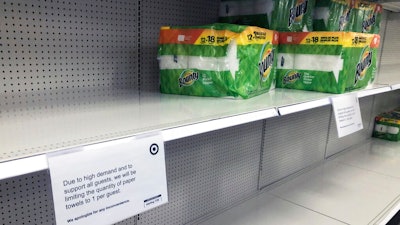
top-left (149, 143), bottom-right (159, 155)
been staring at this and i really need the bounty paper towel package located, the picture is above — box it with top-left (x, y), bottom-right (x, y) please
top-left (313, 0), bottom-right (382, 33)
top-left (270, 0), bottom-right (316, 31)
top-left (219, 0), bottom-right (315, 31)
top-left (373, 109), bottom-right (400, 141)
top-left (313, 0), bottom-right (355, 31)
top-left (350, 0), bottom-right (382, 34)
top-left (158, 23), bottom-right (279, 99)
top-left (276, 31), bottom-right (380, 94)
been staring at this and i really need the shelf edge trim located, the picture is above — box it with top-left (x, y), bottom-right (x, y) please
top-left (162, 108), bottom-right (278, 141)
top-left (278, 98), bottom-right (331, 116)
top-left (0, 155), bottom-right (48, 180)
top-left (391, 84), bottom-right (400, 91)
top-left (357, 86), bottom-right (392, 98)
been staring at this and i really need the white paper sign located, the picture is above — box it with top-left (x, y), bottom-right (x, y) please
top-left (331, 94), bottom-right (363, 138)
top-left (47, 134), bottom-right (168, 225)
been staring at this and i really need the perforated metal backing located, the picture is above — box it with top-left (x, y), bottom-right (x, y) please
top-left (325, 96), bottom-right (376, 158)
top-left (0, 170), bottom-right (54, 225)
top-left (259, 106), bottom-right (331, 189)
top-left (139, 0), bottom-right (220, 93)
top-left (137, 121), bottom-right (264, 225)
top-left (113, 216), bottom-right (137, 225)
top-left (0, 0), bottom-right (138, 114)
top-left (0, 169), bottom-right (138, 225)
top-left (372, 89), bottom-right (400, 116)
top-left (380, 11), bottom-right (400, 66)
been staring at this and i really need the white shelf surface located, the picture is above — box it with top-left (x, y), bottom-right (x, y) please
top-left (200, 139), bottom-right (400, 225)
top-left (201, 193), bottom-right (347, 225)
top-left (376, 64), bottom-right (400, 90)
top-left (0, 84), bottom-right (394, 179)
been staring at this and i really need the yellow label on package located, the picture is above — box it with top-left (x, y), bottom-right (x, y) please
top-left (285, 32), bottom-right (378, 47)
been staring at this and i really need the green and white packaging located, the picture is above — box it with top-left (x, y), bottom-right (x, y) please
top-left (313, 0), bottom-right (382, 33)
top-left (313, 0), bottom-right (354, 31)
top-left (219, 0), bottom-right (315, 31)
top-left (158, 23), bottom-right (279, 99)
top-left (373, 109), bottom-right (400, 141)
top-left (276, 31), bottom-right (380, 94)
top-left (270, 0), bottom-right (316, 31)
top-left (350, 1), bottom-right (382, 34)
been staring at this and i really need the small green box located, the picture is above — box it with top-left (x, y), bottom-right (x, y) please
top-left (373, 110), bottom-right (400, 141)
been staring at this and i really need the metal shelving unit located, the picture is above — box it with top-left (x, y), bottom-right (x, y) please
top-left (0, 85), bottom-right (392, 180)
top-left (200, 139), bottom-right (400, 225)
top-left (0, 0), bottom-right (399, 225)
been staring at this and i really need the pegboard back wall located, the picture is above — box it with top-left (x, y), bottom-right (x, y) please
top-left (0, 0), bottom-right (138, 111)
top-left (0, 170), bottom-right (138, 225)
top-left (0, 170), bottom-right (55, 225)
top-left (139, 0), bottom-right (220, 92)
top-left (137, 121), bottom-right (263, 225)
top-left (259, 105), bottom-right (331, 189)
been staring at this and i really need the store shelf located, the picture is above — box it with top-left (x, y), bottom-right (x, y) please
top-left (277, 84), bottom-right (391, 116)
top-left (200, 138), bottom-right (400, 225)
top-left (0, 84), bottom-right (394, 180)
top-left (200, 192), bottom-right (347, 225)
top-left (356, 84), bottom-right (392, 98)
top-left (376, 64), bottom-right (400, 89)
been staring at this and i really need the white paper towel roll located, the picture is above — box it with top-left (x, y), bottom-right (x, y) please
top-left (277, 53), bottom-right (295, 69)
top-left (387, 126), bottom-right (399, 135)
top-left (160, 40), bottom-right (239, 79)
top-left (188, 56), bottom-right (218, 71)
top-left (313, 7), bottom-right (330, 25)
top-left (375, 124), bottom-right (388, 132)
top-left (159, 55), bottom-right (188, 70)
top-left (278, 53), bottom-right (343, 83)
top-left (226, 40), bottom-right (239, 79)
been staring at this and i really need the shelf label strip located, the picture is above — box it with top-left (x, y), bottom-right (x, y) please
top-left (47, 134), bottom-right (168, 225)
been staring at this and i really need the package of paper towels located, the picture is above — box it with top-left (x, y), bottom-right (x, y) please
top-left (313, 0), bottom-right (382, 34)
top-left (158, 23), bottom-right (279, 99)
top-left (276, 31), bottom-right (380, 94)
top-left (373, 109), bottom-right (400, 141)
top-left (219, 0), bottom-right (315, 31)
top-left (350, 0), bottom-right (382, 34)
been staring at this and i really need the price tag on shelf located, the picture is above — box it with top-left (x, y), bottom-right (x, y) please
top-left (47, 134), bottom-right (168, 225)
top-left (331, 94), bottom-right (363, 138)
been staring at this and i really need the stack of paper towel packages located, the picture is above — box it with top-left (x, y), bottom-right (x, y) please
top-left (158, 0), bottom-right (382, 98)
top-left (313, 0), bottom-right (382, 33)
top-left (219, 0), bottom-right (316, 31)
top-left (158, 23), bottom-right (279, 99)
top-left (276, 31), bottom-right (380, 93)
